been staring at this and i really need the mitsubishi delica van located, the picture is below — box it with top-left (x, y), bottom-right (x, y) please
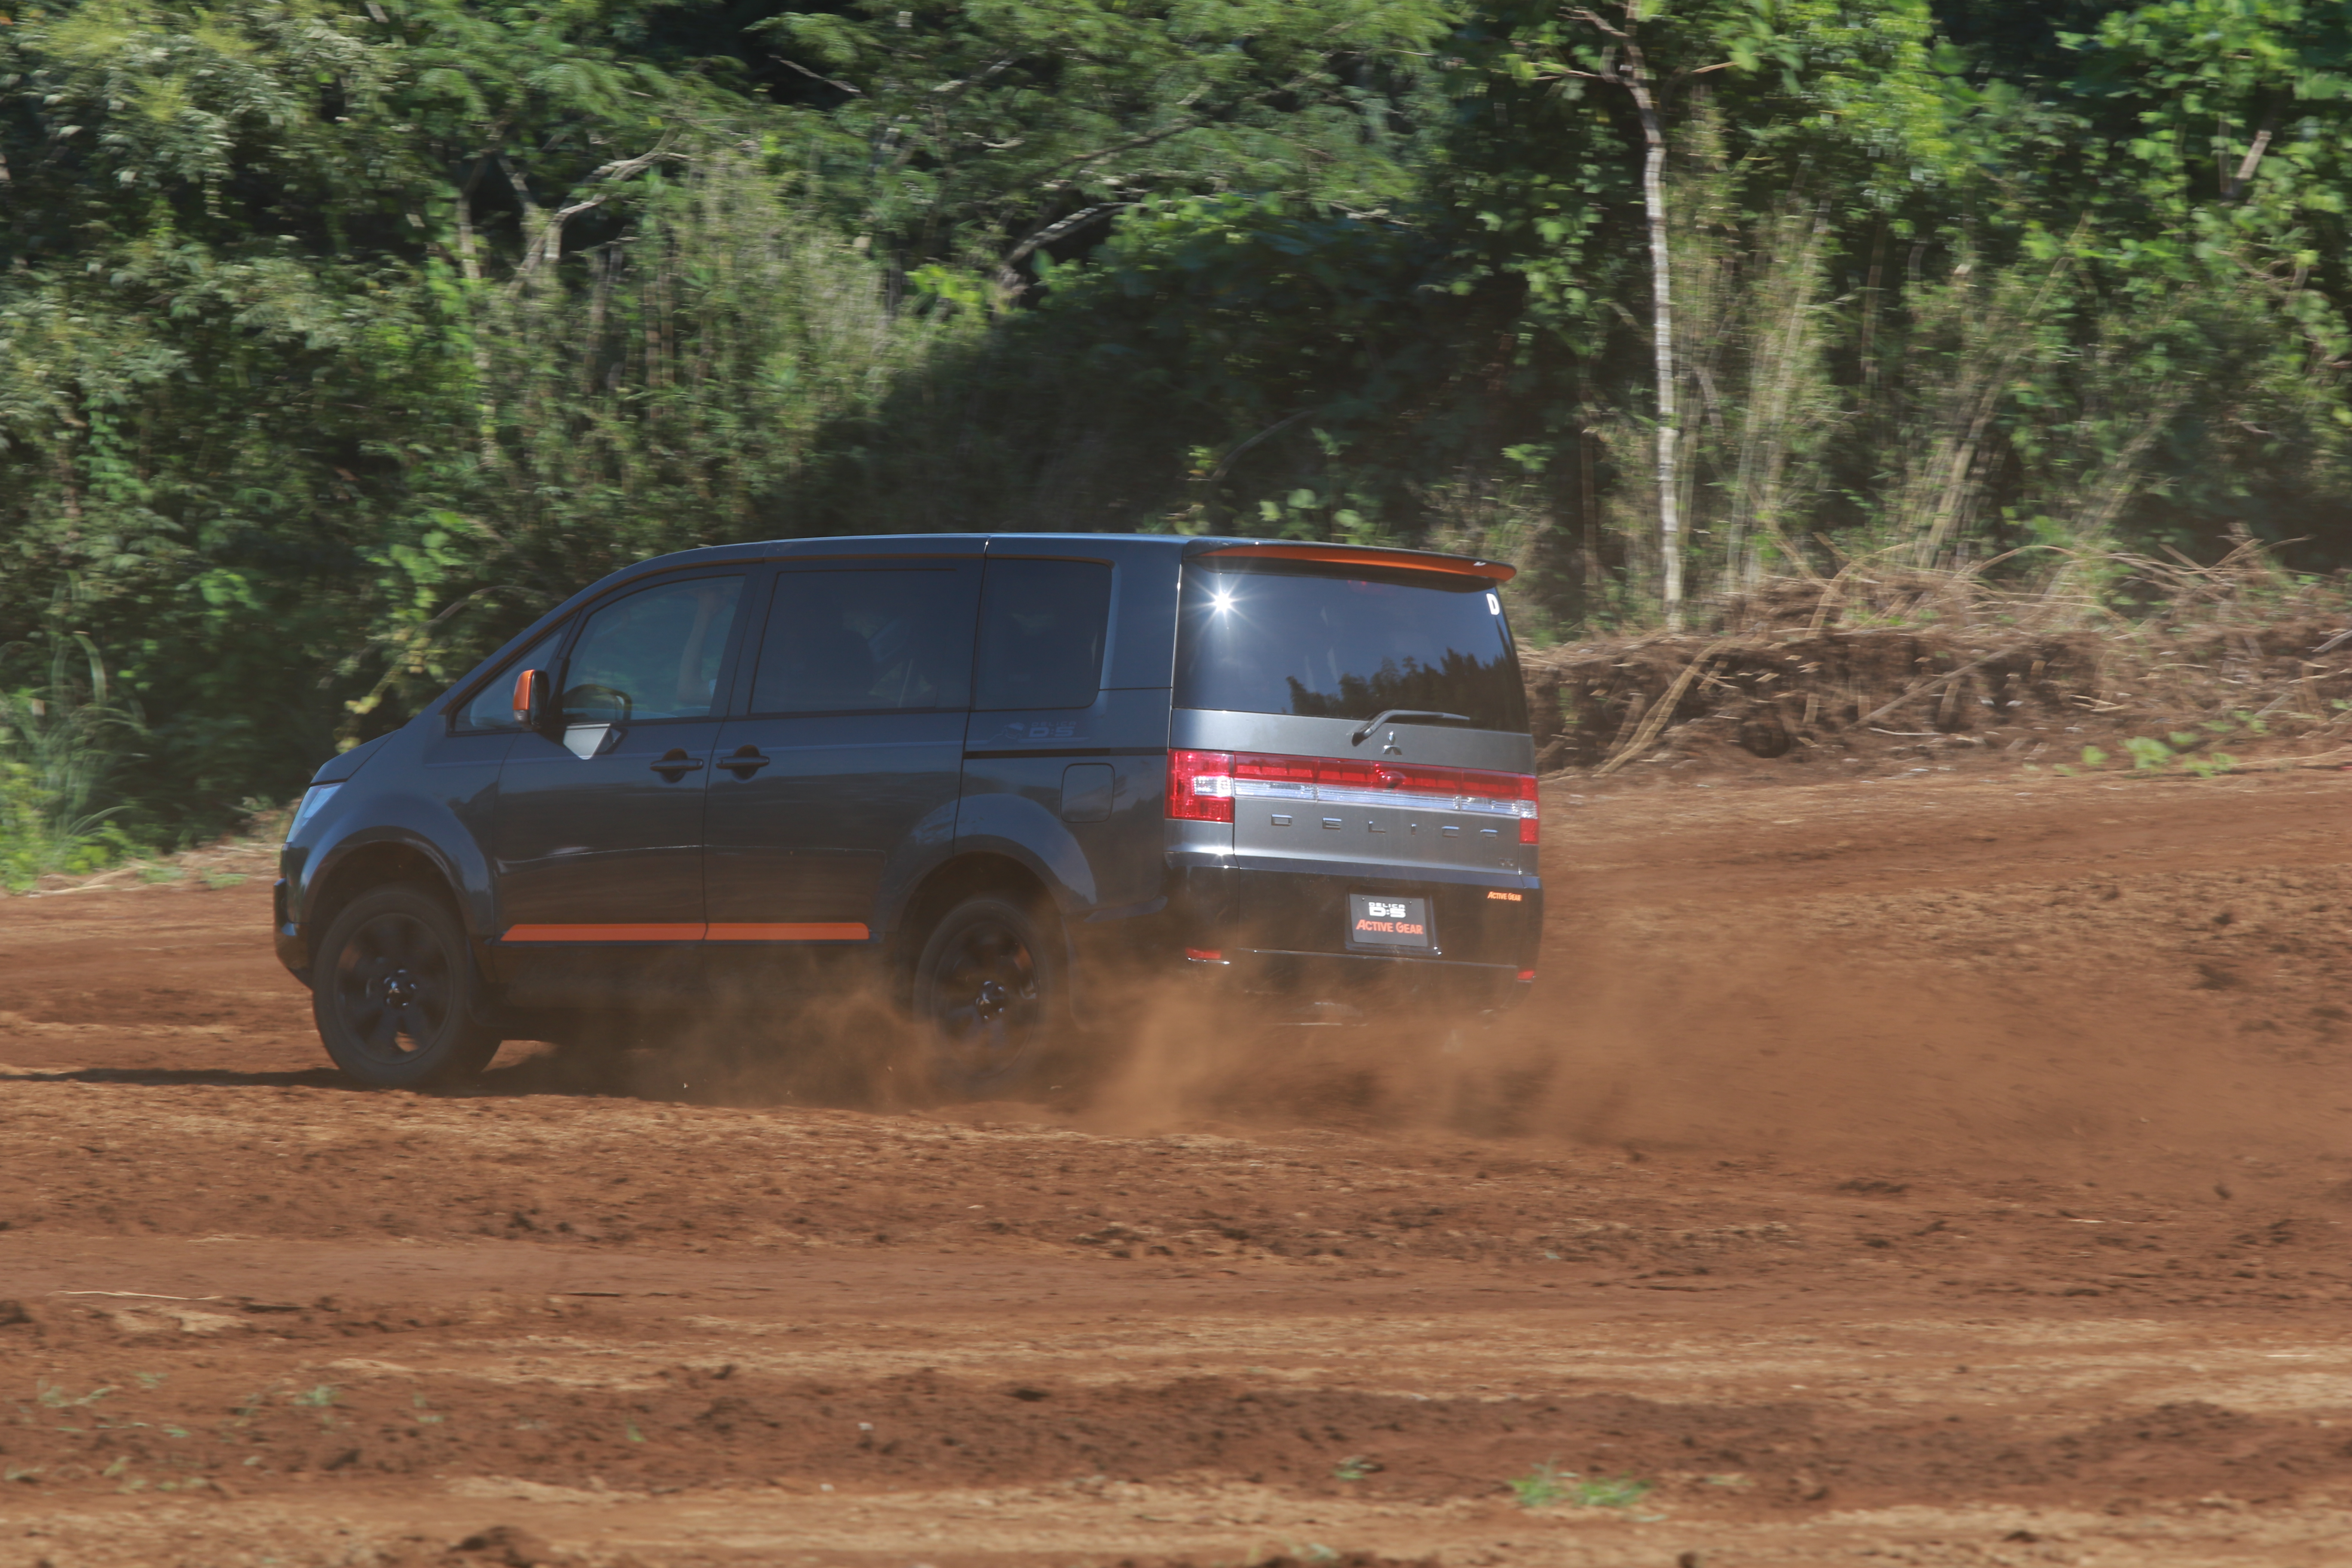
top-left (274, 534), bottom-right (1544, 1091)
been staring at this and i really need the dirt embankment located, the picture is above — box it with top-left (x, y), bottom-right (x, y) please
top-left (1520, 560), bottom-right (2352, 778)
top-left (2, 765), bottom-right (2350, 1566)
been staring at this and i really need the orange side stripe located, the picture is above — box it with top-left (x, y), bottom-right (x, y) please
top-left (501, 923), bottom-right (706, 943)
top-left (705, 922), bottom-right (869, 943)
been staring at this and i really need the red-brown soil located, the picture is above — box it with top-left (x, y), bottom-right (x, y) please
top-left (3, 766), bottom-right (2351, 1566)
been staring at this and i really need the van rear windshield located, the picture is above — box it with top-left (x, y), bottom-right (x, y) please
top-left (1174, 560), bottom-right (1527, 732)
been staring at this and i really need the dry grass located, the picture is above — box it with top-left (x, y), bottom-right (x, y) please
top-left (1525, 542), bottom-right (2352, 774)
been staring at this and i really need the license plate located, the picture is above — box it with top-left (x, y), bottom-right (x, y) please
top-left (1349, 894), bottom-right (1432, 951)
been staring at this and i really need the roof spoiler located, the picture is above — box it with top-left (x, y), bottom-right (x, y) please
top-left (1185, 541), bottom-right (1515, 584)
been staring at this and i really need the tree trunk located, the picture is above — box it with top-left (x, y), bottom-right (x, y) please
top-left (1619, 40), bottom-right (1682, 629)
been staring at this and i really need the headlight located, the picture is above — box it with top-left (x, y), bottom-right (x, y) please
top-left (285, 783), bottom-right (342, 842)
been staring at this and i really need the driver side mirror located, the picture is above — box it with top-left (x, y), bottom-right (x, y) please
top-left (510, 667), bottom-right (551, 729)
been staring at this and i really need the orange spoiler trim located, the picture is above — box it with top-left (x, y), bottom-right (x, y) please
top-left (1191, 542), bottom-right (1515, 584)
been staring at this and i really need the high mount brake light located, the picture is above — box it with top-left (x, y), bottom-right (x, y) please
top-left (1190, 542), bottom-right (1515, 583)
top-left (1166, 750), bottom-right (1537, 842)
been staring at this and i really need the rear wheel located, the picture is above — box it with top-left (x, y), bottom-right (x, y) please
top-left (910, 894), bottom-right (1063, 1097)
top-left (313, 885), bottom-right (501, 1088)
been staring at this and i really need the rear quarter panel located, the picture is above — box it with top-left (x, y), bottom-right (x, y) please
top-left (952, 541), bottom-right (1179, 919)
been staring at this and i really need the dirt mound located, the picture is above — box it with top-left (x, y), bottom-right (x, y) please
top-left (1526, 627), bottom-right (2109, 769)
top-left (1523, 555), bottom-right (2352, 776)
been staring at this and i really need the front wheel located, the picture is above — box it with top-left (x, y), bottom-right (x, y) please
top-left (910, 895), bottom-right (1064, 1098)
top-left (313, 885), bottom-right (501, 1088)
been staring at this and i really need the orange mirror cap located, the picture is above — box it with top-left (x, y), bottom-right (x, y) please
top-left (511, 668), bottom-right (549, 726)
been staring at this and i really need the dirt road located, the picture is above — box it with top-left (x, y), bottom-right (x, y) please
top-left (3, 765), bottom-right (2350, 1566)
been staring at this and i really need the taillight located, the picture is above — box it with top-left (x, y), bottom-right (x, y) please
top-left (1166, 747), bottom-right (1536, 839)
top-left (1167, 749), bottom-right (1235, 823)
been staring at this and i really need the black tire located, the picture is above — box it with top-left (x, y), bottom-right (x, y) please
top-left (312, 885), bottom-right (501, 1088)
top-left (910, 894), bottom-right (1064, 1098)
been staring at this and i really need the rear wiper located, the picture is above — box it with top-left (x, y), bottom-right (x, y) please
top-left (1350, 709), bottom-right (1474, 745)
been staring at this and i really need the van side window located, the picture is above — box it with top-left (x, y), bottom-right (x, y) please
top-left (974, 559), bottom-right (1112, 710)
top-left (752, 568), bottom-right (978, 714)
top-left (457, 625), bottom-right (567, 731)
top-left (560, 576), bottom-right (744, 725)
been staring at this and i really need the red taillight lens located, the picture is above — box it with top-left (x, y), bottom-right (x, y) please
top-left (1185, 947), bottom-right (1225, 962)
top-left (1167, 747), bottom-right (1537, 839)
top-left (1233, 752), bottom-right (1321, 787)
top-left (1516, 969), bottom-right (1537, 983)
top-left (1167, 749), bottom-right (1235, 823)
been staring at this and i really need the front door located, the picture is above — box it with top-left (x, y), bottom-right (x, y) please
top-left (703, 561), bottom-right (980, 966)
top-left (493, 572), bottom-right (748, 1001)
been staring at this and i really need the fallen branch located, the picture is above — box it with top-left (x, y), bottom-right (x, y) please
top-left (1853, 646), bottom-right (2016, 731)
top-left (1595, 638), bottom-right (1733, 776)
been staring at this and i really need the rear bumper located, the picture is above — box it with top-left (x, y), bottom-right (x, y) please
top-left (1182, 947), bottom-right (1534, 1016)
top-left (1157, 854), bottom-right (1540, 1015)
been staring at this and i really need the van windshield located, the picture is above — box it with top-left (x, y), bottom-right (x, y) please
top-left (1174, 560), bottom-right (1527, 732)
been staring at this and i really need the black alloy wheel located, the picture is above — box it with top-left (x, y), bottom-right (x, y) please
top-left (912, 895), bottom-right (1061, 1097)
top-left (313, 885), bottom-right (500, 1088)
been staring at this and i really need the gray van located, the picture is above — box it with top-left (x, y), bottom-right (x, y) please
top-left (275, 535), bottom-right (1543, 1091)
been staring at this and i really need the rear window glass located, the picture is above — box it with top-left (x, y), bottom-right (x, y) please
top-left (974, 558), bottom-right (1113, 710)
top-left (1175, 561), bottom-right (1527, 732)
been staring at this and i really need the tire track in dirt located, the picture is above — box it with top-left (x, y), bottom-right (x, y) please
top-left (3, 768), bottom-right (2350, 1564)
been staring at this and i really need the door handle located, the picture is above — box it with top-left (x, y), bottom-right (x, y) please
top-left (717, 746), bottom-right (769, 778)
top-left (649, 748), bottom-right (704, 781)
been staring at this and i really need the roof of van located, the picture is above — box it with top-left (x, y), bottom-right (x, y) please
top-left (626, 533), bottom-right (1514, 582)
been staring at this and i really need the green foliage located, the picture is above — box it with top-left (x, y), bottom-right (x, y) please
top-left (3, 0), bottom-right (2352, 843)
top-left (1569, 1473), bottom-right (1655, 1508)
top-left (0, 631), bottom-right (148, 887)
top-left (2115, 729), bottom-right (2241, 777)
top-left (36, 1383), bottom-right (116, 1409)
top-left (759, 0), bottom-right (1452, 272)
top-left (1505, 1458), bottom-right (1653, 1509)
top-left (0, 763), bottom-right (140, 892)
top-left (1507, 1459), bottom-right (1571, 1509)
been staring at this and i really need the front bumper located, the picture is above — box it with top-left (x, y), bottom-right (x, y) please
top-left (272, 876), bottom-right (312, 983)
